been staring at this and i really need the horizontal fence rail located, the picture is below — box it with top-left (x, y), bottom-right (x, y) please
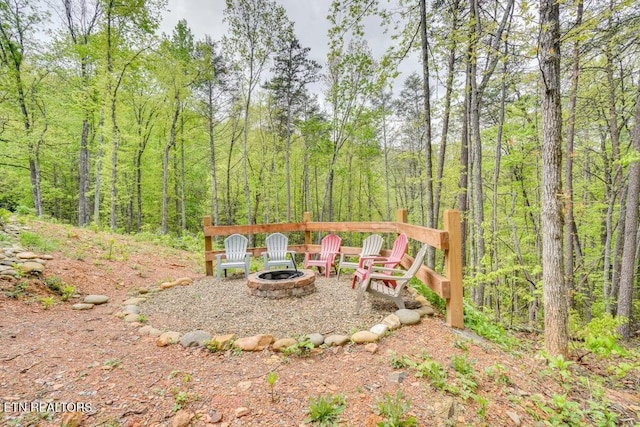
top-left (203, 209), bottom-right (463, 329)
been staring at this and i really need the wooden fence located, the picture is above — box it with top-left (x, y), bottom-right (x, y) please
top-left (203, 209), bottom-right (463, 329)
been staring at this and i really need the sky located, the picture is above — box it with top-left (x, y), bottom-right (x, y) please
top-left (160, 0), bottom-right (334, 68)
top-left (159, 0), bottom-right (418, 96)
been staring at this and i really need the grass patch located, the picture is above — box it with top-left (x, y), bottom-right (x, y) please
top-left (19, 231), bottom-right (59, 252)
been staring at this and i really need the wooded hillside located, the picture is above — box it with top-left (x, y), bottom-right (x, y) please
top-left (1, 0), bottom-right (638, 349)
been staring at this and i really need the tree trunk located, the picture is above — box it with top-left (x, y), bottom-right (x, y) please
top-left (491, 43), bottom-right (508, 314)
top-left (243, 82), bottom-right (253, 236)
top-left (616, 72), bottom-right (640, 340)
top-left (539, 0), bottom-right (568, 357)
top-left (180, 117), bottom-right (187, 233)
top-left (420, 0), bottom-right (435, 268)
top-left (458, 60), bottom-right (471, 270)
top-left (79, 118), bottom-right (91, 226)
top-left (434, 0), bottom-right (460, 230)
top-left (381, 94), bottom-right (391, 222)
top-left (94, 110), bottom-right (104, 226)
top-left (110, 109), bottom-right (119, 231)
top-left (469, 0), bottom-right (486, 306)
top-left (162, 94), bottom-right (180, 234)
top-left (564, 0), bottom-right (582, 309)
top-left (208, 81), bottom-right (219, 226)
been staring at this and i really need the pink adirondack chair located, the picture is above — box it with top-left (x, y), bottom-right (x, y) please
top-left (352, 233), bottom-right (408, 289)
top-left (304, 234), bottom-right (342, 277)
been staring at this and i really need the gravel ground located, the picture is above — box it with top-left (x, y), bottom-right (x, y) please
top-left (139, 271), bottom-right (412, 338)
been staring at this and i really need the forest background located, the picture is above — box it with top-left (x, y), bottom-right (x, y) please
top-left (1, 0), bottom-right (639, 353)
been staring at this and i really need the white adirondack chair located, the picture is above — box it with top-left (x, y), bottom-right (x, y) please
top-left (355, 244), bottom-right (428, 314)
top-left (262, 233), bottom-right (296, 270)
top-left (336, 234), bottom-right (384, 280)
top-left (216, 234), bottom-right (251, 279)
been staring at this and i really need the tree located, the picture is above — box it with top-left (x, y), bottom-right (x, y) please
top-left (467, 0), bottom-right (515, 306)
top-left (223, 0), bottom-right (290, 232)
top-left (194, 36), bottom-right (229, 228)
top-left (60, 0), bottom-right (102, 226)
top-left (616, 73), bottom-right (640, 339)
top-left (159, 20), bottom-right (195, 234)
top-left (539, 0), bottom-right (568, 357)
top-left (264, 31), bottom-right (320, 222)
top-left (0, 0), bottom-right (47, 216)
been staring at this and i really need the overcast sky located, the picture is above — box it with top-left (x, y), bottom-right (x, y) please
top-left (159, 0), bottom-right (418, 95)
top-left (160, 0), bottom-right (333, 68)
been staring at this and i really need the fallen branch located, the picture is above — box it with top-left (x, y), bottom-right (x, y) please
top-left (20, 360), bottom-right (41, 373)
top-left (2, 348), bottom-right (37, 362)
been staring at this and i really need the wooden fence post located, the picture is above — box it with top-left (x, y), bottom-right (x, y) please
top-left (396, 208), bottom-right (408, 224)
top-left (444, 210), bottom-right (464, 328)
top-left (204, 216), bottom-right (213, 276)
top-left (304, 212), bottom-right (311, 245)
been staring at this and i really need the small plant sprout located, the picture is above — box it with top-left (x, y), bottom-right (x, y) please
top-left (40, 296), bottom-right (56, 310)
top-left (376, 390), bottom-right (418, 427)
top-left (266, 371), bottom-right (278, 402)
top-left (172, 391), bottom-right (189, 412)
top-left (103, 358), bottom-right (122, 369)
top-left (306, 394), bottom-right (346, 426)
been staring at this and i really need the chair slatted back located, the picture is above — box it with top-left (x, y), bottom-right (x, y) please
top-left (265, 233), bottom-right (289, 261)
top-left (385, 233), bottom-right (408, 268)
top-left (225, 234), bottom-right (249, 262)
top-left (319, 234), bottom-right (342, 260)
top-left (361, 234), bottom-right (384, 257)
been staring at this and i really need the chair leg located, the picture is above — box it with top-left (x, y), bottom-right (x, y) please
top-left (355, 284), bottom-right (365, 314)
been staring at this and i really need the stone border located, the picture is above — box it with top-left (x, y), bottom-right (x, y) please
top-left (109, 276), bottom-right (436, 353)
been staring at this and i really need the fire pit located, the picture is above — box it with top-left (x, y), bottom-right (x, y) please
top-left (247, 269), bottom-right (316, 298)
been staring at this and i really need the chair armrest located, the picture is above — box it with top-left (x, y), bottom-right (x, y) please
top-left (358, 256), bottom-right (388, 268)
top-left (369, 265), bottom-right (405, 275)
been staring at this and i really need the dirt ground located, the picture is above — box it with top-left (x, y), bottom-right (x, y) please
top-left (0, 220), bottom-right (638, 426)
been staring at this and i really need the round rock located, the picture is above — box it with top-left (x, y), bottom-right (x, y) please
top-left (123, 297), bottom-right (146, 305)
top-left (72, 303), bottom-right (94, 310)
top-left (351, 331), bottom-right (379, 344)
top-left (416, 305), bottom-right (435, 317)
top-left (395, 309), bottom-right (421, 325)
top-left (233, 334), bottom-right (274, 351)
top-left (16, 252), bottom-right (38, 259)
top-left (370, 324), bottom-right (389, 336)
top-left (20, 261), bottom-right (44, 275)
top-left (382, 314), bottom-right (402, 330)
top-left (123, 305), bottom-right (140, 314)
top-left (156, 331), bottom-right (181, 347)
top-left (180, 330), bottom-right (212, 348)
top-left (324, 334), bottom-right (350, 346)
top-left (306, 333), bottom-right (325, 347)
top-left (272, 337), bottom-right (297, 352)
top-left (84, 295), bottom-right (109, 305)
top-left (123, 313), bottom-right (139, 322)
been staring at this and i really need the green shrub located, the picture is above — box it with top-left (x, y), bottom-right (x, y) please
top-left (572, 313), bottom-right (627, 357)
top-left (463, 301), bottom-right (518, 348)
top-left (410, 279), bottom-right (446, 312)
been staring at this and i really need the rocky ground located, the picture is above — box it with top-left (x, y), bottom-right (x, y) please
top-left (0, 217), bottom-right (638, 427)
